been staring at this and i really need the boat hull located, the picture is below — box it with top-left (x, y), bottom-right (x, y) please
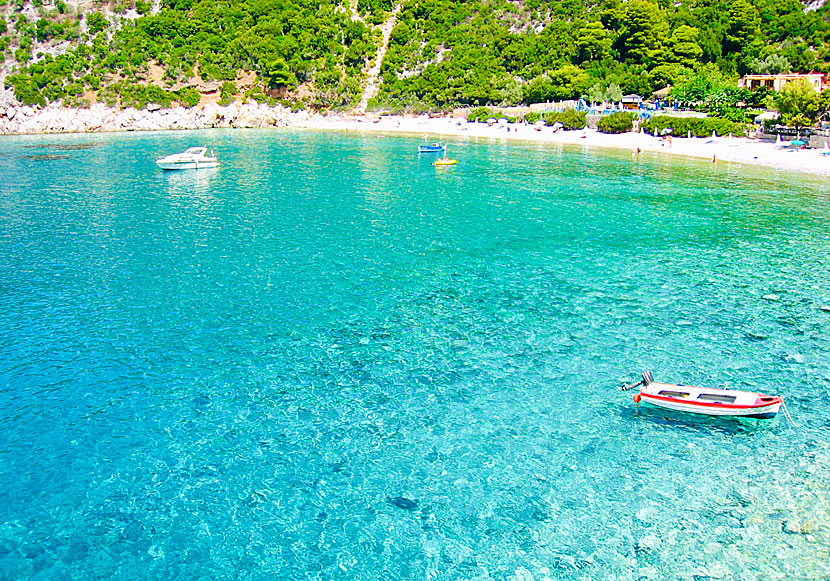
top-left (637, 381), bottom-right (782, 419)
top-left (156, 160), bottom-right (219, 171)
top-left (419, 145), bottom-right (445, 153)
top-left (639, 394), bottom-right (781, 418)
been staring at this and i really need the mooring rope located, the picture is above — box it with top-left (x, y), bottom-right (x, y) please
top-left (781, 399), bottom-right (799, 428)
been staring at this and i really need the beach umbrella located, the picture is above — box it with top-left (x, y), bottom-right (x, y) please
top-left (552, 121), bottom-right (564, 131)
top-left (533, 119), bottom-right (546, 126)
top-left (486, 118), bottom-right (497, 125)
top-left (660, 127), bottom-right (673, 135)
top-left (790, 139), bottom-right (806, 147)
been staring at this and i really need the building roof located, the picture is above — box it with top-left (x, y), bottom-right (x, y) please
top-left (741, 73), bottom-right (824, 79)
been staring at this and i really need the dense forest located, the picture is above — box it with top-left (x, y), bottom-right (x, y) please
top-left (1, 0), bottom-right (830, 117)
top-left (375, 0), bottom-right (830, 108)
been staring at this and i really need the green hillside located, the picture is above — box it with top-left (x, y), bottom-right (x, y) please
top-left (375, 0), bottom-right (830, 109)
top-left (1, 0), bottom-right (830, 112)
top-left (1, 0), bottom-right (384, 108)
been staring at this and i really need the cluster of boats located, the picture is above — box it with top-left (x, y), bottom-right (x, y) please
top-left (418, 142), bottom-right (457, 166)
top-left (156, 141), bottom-right (459, 171)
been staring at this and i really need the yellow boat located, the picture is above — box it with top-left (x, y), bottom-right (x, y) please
top-left (433, 158), bottom-right (458, 166)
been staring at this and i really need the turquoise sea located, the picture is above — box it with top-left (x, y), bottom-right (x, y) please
top-left (1, 129), bottom-right (829, 579)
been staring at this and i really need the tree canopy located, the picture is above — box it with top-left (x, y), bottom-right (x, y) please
top-left (2, 0), bottom-right (830, 113)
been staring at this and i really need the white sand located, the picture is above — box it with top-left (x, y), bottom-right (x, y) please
top-left (297, 113), bottom-right (830, 177)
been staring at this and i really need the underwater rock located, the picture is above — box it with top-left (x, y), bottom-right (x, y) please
top-left (386, 496), bottom-right (418, 512)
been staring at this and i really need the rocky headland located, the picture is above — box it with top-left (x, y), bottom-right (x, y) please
top-left (0, 102), bottom-right (312, 134)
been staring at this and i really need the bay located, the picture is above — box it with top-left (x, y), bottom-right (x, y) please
top-left (0, 129), bottom-right (829, 579)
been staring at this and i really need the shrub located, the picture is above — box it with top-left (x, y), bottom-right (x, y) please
top-left (14, 47), bottom-right (31, 62)
top-left (175, 86), bottom-right (200, 107)
top-left (243, 86), bottom-right (268, 103)
top-left (101, 81), bottom-right (194, 109)
top-left (467, 107), bottom-right (515, 122)
top-left (541, 109), bottom-right (587, 130)
top-left (86, 12), bottom-right (107, 35)
top-left (642, 115), bottom-right (746, 138)
top-left (597, 112), bottom-right (636, 134)
top-left (6, 74), bottom-right (45, 105)
top-left (218, 80), bottom-right (236, 105)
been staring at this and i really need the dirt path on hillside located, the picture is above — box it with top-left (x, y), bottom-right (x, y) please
top-left (356, 3), bottom-right (401, 113)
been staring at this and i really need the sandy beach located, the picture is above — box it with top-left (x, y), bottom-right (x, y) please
top-left (3, 103), bottom-right (830, 177)
top-left (300, 113), bottom-right (830, 177)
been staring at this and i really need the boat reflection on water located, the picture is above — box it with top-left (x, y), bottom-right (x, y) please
top-left (161, 164), bottom-right (219, 203)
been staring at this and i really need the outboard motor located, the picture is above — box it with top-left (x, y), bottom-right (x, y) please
top-left (621, 371), bottom-right (651, 391)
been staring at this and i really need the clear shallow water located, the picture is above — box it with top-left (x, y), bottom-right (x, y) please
top-left (0, 129), bottom-right (829, 580)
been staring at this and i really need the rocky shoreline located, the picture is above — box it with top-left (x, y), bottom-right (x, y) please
top-left (0, 102), bottom-right (311, 134)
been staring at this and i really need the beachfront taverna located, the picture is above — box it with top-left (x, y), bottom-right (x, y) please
top-left (738, 73), bottom-right (826, 92)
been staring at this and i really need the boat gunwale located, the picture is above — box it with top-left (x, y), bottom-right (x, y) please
top-left (640, 391), bottom-right (782, 411)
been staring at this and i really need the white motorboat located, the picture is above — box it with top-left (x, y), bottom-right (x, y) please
top-left (156, 146), bottom-right (219, 170)
top-left (622, 371), bottom-right (782, 419)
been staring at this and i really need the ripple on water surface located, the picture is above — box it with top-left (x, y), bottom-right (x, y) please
top-left (0, 129), bottom-right (829, 579)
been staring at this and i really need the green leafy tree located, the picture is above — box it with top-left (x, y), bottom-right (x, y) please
top-left (263, 58), bottom-right (297, 89)
top-left (576, 21), bottom-right (612, 63)
top-left (547, 64), bottom-right (590, 100)
top-left (748, 53), bottom-right (791, 74)
top-left (649, 63), bottom-right (692, 91)
top-left (775, 80), bottom-right (828, 128)
top-left (587, 82), bottom-right (623, 102)
top-left (668, 25), bottom-right (703, 68)
top-left (615, 0), bottom-right (669, 66)
top-left (725, 0), bottom-right (761, 55)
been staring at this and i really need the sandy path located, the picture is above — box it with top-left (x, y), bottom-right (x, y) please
top-left (356, 4), bottom-right (401, 113)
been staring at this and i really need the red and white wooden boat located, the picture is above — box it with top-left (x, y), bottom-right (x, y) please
top-left (622, 371), bottom-right (782, 419)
